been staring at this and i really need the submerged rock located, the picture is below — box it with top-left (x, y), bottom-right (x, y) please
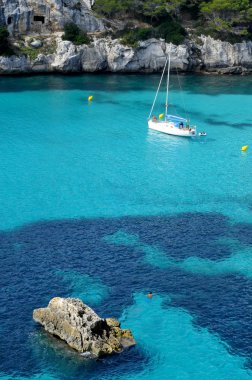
top-left (33, 297), bottom-right (136, 357)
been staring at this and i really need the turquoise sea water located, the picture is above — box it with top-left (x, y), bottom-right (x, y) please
top-left (0, 74), bottom-right (252, 379)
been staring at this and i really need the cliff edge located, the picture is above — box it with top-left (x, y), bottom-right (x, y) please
top-left (0, 0), bottom-right (251, 74)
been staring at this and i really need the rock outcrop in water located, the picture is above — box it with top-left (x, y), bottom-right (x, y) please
top-left (33, 297), bottom-right (136, 357)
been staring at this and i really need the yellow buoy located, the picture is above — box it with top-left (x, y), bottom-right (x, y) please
top-left (159, 113), bottom-right (164, 119)
top-left (241, 145), bottom-right (248, 151)
top-left (88, 96), bottom-right (93, 101)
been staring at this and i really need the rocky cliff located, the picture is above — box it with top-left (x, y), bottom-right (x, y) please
top-left (0, 0), bottom-right (104, 36)
top-left (1, 35), bottom-right (252, 74)
top-left (0, 0), bottom-right (252, 74)
top-left (33, 297), bottom-right (136, 357)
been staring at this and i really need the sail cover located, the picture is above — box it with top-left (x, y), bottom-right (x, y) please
top-left (166, 114), bottom-right (187, 123)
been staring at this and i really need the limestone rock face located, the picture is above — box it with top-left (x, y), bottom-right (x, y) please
top-left (82, 0), bottom-right (95, 9)
top-left (196, 36), bottom-right (252, 73)
top-left (51, 40), bottom-right (82, 72)
top-left (32, 53), bottom-right (54, 72)
top-left (0, 55), bottom-right (30, 73)
top-left (0, 0), bottom-right (104, 36)
top-left (0, 0), bottom-right (252, 74)
top-left (81, 41), bottom-right (108, 72)
top-left (0, 35), bottom-right (252, 74)
top-left (79, 38), bottom-right (192, 73)
top-left (30, 39), bottom-right (43, 48)
top-left (33, 297), bottom-right (136, 357)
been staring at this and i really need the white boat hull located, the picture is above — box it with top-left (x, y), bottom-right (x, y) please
top-left (148, 120), bottom-right (196, 137)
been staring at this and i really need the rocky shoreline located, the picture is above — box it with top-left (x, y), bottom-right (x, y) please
top-left (1, 35), bottom-right (252, 75)
top-left (0, 0), bottom-right (252, 75)
top-left (33, 297), bottom-right (136, 358)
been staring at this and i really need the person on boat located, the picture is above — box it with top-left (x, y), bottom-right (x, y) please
top-left (147, 291), bottom-right (153, 299)
top-left (152, 116), bottom-right (157, 122)
top-left (179, 122), bottom-right (184, 128)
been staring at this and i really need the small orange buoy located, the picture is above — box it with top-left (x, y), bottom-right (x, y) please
top-left (241, 145), bottom-right (248, 151)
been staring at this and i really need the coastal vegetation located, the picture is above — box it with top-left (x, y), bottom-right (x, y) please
top-left (94, 0), bottom-right (252, 44)
top-left (0, 26), bottom-right (13, 55)
top-left (17, 38), bottom-right (57, 59)
top-left (62, 23), bottom-right (90, 45)
top-left (0, 0), bottom-right (251, 58)
top-left (114, 19), bottom-right (186, 46)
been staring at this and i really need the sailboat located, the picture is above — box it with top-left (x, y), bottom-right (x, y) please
top-left (148, 51), bottom-right (197, 137)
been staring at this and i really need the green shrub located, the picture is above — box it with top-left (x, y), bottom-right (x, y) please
top-left (120, 32), bottom-right (138, 47)
top-left (92, 0), bottom-right (252, 43)
top-left (93, 0), bottom-right (129, 18)
top-left (155, 20), bottom-right (186, 45)
top-left (136, 28), bottom-right (153, 40)
top-left (0, 26), bottom-right (12, 55)
top-left (119, 22), bottom-right (186, 47)
top-left (18, 46), bottom-right (40, 60)
top-left (194, 23), bottom-right (251, 43)
top-left (120, 28), bottom-right (153, 47)
top-left (199, 0), bottom-right (252, 40)
top-left (62, 23), bottom-right (90, 45)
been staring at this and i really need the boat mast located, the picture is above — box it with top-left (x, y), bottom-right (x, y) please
top-left (148, 56), bottom-right (168, 120)
top-left (165, 48), bottom-right (171, 117)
